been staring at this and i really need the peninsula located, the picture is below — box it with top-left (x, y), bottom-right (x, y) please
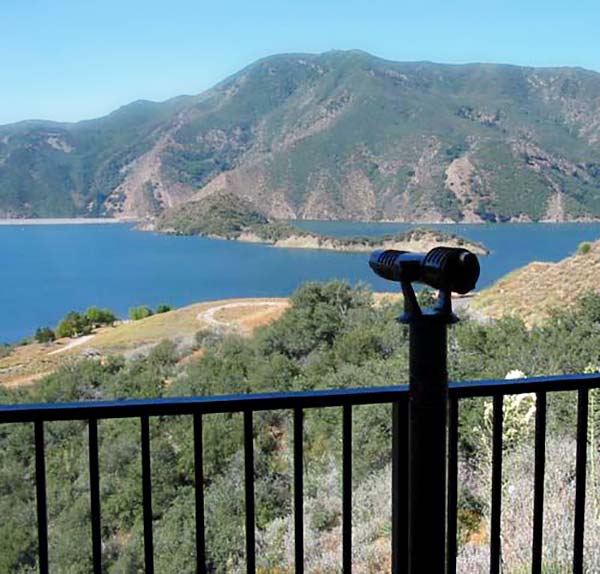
top-left (149, 194), bottom-right (488, 254)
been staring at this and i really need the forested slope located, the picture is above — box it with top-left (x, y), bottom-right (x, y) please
top-left (2, 282), bottom-right (600, 573)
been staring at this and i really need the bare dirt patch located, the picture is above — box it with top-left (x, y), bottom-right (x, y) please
top-left (47, 334), bottom-right (95, 356)
top-left (445, 155), bottom-right (484, 222)
top-left (196, 300), bottom-right (289, 333)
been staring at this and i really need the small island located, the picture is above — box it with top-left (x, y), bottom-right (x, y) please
top-left (147, 193), bottom-right (489, 255)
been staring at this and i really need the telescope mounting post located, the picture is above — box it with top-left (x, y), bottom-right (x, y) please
top-left (395, 282), bottom-right (455, 574)
top-left (369, 246), bottom-right (479, 574)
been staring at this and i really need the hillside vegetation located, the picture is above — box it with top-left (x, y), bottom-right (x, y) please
top-left (3, 51), bottom-right (600, 221)
top-left (2, 282), bottom-right (600, 573)
top-left (154, 192), bottom-right (488, 253)
top-left (473, 239), bottom-right (600, 325)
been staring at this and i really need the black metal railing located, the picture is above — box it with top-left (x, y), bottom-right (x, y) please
top-left (1, 373), bottom-right (599, 574)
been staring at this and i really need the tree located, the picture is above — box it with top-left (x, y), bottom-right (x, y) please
top-left (258, 281), bottom-right (372, 359)
top-left (34, 327), bottom-right (55, 344)
top-left (129, 306), bottom-right (153, 321)
top-left (155, 304), bottom-right (172, 314)
top-left (55, 312), bottom-right (91, 338)
top-left (84, 307), bottom-right (117, 327)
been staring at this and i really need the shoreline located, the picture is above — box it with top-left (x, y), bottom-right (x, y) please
top-left (0, 218), bottom-right (133, 226)
top-left (239, 231), bottom-right (490, 255)
top-left (294, 218), bottom-right (600, 226)
top-left (1, 216), bottom-right (600, 227)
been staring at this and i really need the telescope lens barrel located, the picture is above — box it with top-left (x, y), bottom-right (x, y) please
top-left (369, 246), bottom-right (480, 294)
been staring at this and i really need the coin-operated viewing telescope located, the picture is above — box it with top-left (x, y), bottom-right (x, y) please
top-left (369, 246), bottom-right (480, 321)
top-left (369, 246), bottom-right (480, 574)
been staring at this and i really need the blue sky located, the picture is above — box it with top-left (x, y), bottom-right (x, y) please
top-left (1, 0), bottom-right (598, 125)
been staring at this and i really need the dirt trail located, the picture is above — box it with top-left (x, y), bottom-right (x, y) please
top-left (47, 335), bottom-right (95, 356)
top-left (196, 301), bottom-right (288, 329)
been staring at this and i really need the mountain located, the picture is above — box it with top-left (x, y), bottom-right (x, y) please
top-left (3, 50), bottom-right (600, 222)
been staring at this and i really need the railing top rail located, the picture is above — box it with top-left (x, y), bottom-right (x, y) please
top-left (0, 385), bottom-right (410, 423)
top-left (2, 372), bottom-right (600, 424)
top-left (451, 372), bottom-right (600, 398)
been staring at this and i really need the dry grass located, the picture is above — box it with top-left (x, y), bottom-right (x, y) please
top-left (0, 342), bottom-right (68, 387)
top-left (211, 301), bottom-right (290, 332)
top-left (472, 241), bottom-right (600, 326)
top-left (92, 303), bottom-right (210, 351)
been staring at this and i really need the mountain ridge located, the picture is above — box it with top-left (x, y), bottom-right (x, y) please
top-left (3, 50), bottom-right (600, 222)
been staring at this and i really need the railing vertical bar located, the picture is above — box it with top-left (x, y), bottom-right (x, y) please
top-left (531, 392), bottom-right (546, 574)
top-left (447, 397), bottom-right (459, 574)
top-left (141, 415), bottom-right (154, 574)
top-left (294, 408), bottom-right (304, 574)
top-left (194, 413), bottom-right (206, 574)
top-left (490, 395), bottom-right (503, 574)
top-left (392, 399), bottom-right (409, 574)
top-left (34, 420), bottom-right (49, 574)
top-left (88, 419), bottom-right (102, 574)
top-left (244, 410), bottom-right (256, 574)
top-left (573, 387), bottom-right (589, 574)
top-left (342, 404), bottom-right (352, 574)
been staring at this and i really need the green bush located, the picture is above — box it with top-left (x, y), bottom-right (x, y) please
top-left (155, 304), bottom-right (172, 314)
top-left (34, 327), bottom-right (56, 344)
top-left (55, 312), bottom-right (92, 338)
top-left (194, 328), bottom-right (223, 349)
top-left (578, 241), bottom-right (592, 255)
top-left (83, 307), bottom-right (117, 326)
top-left (51, 307), bottom-right (117, 340)
top-left (128, 306), bottom-right (153, 321)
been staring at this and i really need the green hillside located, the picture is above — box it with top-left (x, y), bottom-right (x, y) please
top-left (2, 282), bottom-right (600, 573)
top-left (3, 50), bottom-right (600, 221)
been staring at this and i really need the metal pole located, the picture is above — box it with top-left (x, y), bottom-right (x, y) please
top-left (407, 313), bottom-right (448, 574)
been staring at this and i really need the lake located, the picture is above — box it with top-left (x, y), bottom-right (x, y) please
top-left (2, 221), bottom-right (600, 343)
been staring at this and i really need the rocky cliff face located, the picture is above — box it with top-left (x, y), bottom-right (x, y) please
top-left (3, 51), bottom-right (600, 221)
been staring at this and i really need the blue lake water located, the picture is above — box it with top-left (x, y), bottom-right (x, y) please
top-left (2, 221), bottom-right (600, 343)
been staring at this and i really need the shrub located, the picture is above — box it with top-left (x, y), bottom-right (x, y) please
top-left (56, 312), bottom-right (92, 338)
top-left (148, 340), bottom-right (179, 367)
top-left (155, 304), bottom-right (172, 314)
top-left (84, 307), bottom-right (117, 327)
top-left (194, 329), bottom-right (223, 349)
top-left (578, 241), bottom-right (592, 255)
top-left (417, 287), bottom-right (436, 307)
top-left (34, 327), bottom-right (56, 344)
top-left (128, 306), bottom-right (153, 321)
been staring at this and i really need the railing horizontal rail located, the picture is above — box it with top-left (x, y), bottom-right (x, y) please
top-left (450, 372), bottom-right (600, 397)
top-left (3, 373), bottom-right (600, 423)
top-left (0, 385), bottom-right (410, 423)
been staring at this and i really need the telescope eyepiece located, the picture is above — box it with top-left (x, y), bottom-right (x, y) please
top-left (369, 246), bottom-right (480, 294)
